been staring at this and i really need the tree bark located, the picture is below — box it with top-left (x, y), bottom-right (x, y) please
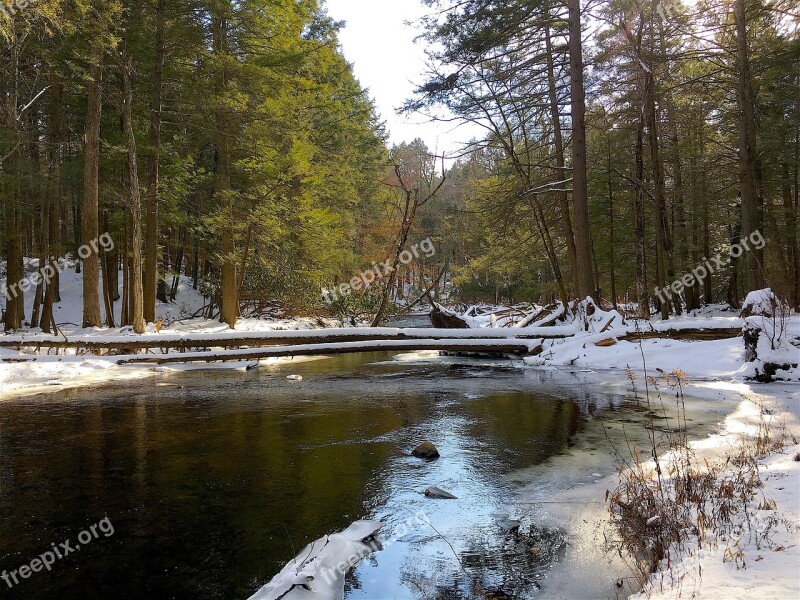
top-left (40, 80), bottom-right (64, 334)
top-left (82, 48), bottom-right (103, 327)
top-left (567, 0), bottom-right (595, 301)
top-left (635, 84), bottom-right (649, 318)
top-left (3, 30), bottom-right (24, 331)
top-left (144, 0), bottom-right (166, 323)
top-left (213, 10), bottom-right (238, 328)
top-left (735, 0), bottom-right (764, 292)
top-left (782, 160), bottom-right (799, 309)
top-left (122, 41), bottom-right (145, 333)
top-left (645, 72), bottom-right (671, 320)
top-left (544, 15), bottom-right (578, 296)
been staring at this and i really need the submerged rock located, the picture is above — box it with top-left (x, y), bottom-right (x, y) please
top-left (423, 486), bottom-right (458, 499)
top-left (412, 441), bottom-right (440, 460)
top-left (286, 374), bottom-right (303, 381)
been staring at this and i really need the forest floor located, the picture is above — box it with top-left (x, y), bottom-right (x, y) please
top-left (1, 261), bottom-right (799, 599)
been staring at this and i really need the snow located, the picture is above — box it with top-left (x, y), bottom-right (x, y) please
top-left (741, 288), bottom-right (780, 317)
top-left (511, 374), bottom-right (800, 600)
top-left (248, 520), bottom-right (382, 600)
top-left (629, 391), bottom-right (800, 600)
top-left (526, 334), bottom-right (747, 379)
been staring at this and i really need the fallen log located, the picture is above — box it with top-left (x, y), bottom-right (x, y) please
top-left (620, 327), bottom-right (742, 341)
top-left (0, 326), bottom-right (576, 356)
top-left (116, 338), bottom-right (536, 365)
top-left (430, 304), bottom-right (469, 329)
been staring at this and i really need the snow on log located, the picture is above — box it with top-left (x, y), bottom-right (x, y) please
top-left (248, 520), bottom-right (382, 600)
top-left (0, 326), bottom-right (575, 353)
top-left (620, 328), bottom-right (742, 341)
top-left (116, 339), bottom-right (539, 365)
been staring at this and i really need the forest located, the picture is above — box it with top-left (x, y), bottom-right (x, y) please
top-left (1, 3), bottom-right (799, 600)
top-left (1, 0), bottom-right (798, 330)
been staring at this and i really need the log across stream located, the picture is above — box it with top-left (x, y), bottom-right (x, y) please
top-left (0, 326), bottom-right (742, 364)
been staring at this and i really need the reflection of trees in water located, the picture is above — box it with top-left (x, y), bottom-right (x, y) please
top-left (399, 524), bottom-right (566, 599)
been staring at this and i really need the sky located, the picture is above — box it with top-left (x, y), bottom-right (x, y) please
top-left (324, 0), bottom-right (482, 157)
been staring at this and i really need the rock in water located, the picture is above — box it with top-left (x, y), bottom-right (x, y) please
top-left (423, 486), bottom-right (458, 499)
top-left (286, 374), bottom-right (303, 381)
top-left (412, 441), bottom-right (440, 460)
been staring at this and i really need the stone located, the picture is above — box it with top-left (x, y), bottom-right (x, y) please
top-left (411, 441), bottom-right (440, 460)
top-left (423, 486), bottom-right (457, 499)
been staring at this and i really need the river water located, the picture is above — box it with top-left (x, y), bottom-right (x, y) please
top-left (0, 335), bottom-right (736, 599)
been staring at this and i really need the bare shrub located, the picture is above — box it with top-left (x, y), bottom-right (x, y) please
top-left (608, 356), bottom-right (787, 587)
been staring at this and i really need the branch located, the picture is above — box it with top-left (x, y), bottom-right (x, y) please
top-left (17, 86), bottom-right (50, 121)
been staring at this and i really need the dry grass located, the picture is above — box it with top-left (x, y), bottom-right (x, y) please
top-left (608, 361), bottom-right (789, 588)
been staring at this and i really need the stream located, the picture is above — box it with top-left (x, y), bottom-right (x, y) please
top-left (0, 327), bottom-right (737, 599)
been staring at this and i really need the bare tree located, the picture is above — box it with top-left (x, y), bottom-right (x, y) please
top-left (371, 150), bottom-right (446, 326)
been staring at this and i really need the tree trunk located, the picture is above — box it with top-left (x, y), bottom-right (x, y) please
top-left (644, 61), bottom-right (671, 319)
top-left (735, 0), bottom-right (764, 292)
top-left (40, 80), bottom-right (64, 334)
top-left (144, 0), bottom-right (165, 323)
top-left (213, 12), bottom-right (238, 328)
top-left (122, 41), bottom-right (145, 333)
top-left (567, 0), bottom-right (594, 301)
top-left (3, 31), bottom-right (24, 331)
top-left (544, 16), bottom-right (578, 296)
top-left (607, 136), bottom-right (617, 309)
top-left (170, 227), bottom-right (185, 301)
top-left (82, 49), bottom-right (103, 327)
top-left (782, 160), bottom-right (799, 309)
top-left (635, 86), bottom-right (649, 318)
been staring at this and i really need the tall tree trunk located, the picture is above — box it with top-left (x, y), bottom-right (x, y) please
top-left (122, 40), bottom-right (145, 333)
top-left (41, 81), bottom-right (64, 334)
top-left (213, 10), bottom-right (238, 328)
top-left (544, 16), bottom-right (578, 296)
top-left (644, 52), bottom-right (671, 319)
top-left (144, 0), bottom-right (166, 323)
top-left (782, 160), bottom-right (799, 309)
top-left (3, 30), bottom-right (24, 331)
top-left (567, 0), bottom-right (594, 301)
top-left (635, 90), bottom-right (649, 318)
top-left (735, 0), bottom-right (764, 292)
top-left (100, 210), bottom-right (116, 327)
top-left (82, 48), bottom-right (103, 327)
top-left (607, 136), bottom-right (617, 309)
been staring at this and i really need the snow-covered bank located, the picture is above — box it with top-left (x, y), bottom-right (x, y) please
top-left (630, 386), bottom-right (800, 599)
top-left (0, 261), bottom-right (358, 397)
top-left (512, 371), bottom-right (800, 600)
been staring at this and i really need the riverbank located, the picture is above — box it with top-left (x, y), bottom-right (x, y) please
top-left (513, 373), bottom-right (800, 599)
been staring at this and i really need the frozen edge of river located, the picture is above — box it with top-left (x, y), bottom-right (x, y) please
top-left (518, 376), bottom-right (800, 600)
